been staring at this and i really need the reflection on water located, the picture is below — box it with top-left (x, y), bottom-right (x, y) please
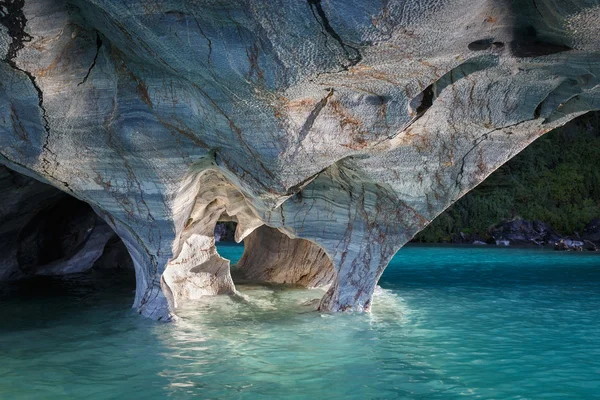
top-left (1, 244), bottom-right (600, 399)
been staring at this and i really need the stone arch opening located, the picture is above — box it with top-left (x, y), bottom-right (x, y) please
top-left (214, 221), bottom-right (238, 243)
top-left (0, 165), bottom-right (134, 289)
top-left (164, 165), bottom-right (336, 311)
top-left (236, 225), bottom-right (335, 288)
top-left (213, 217), bottom-right (335, 288)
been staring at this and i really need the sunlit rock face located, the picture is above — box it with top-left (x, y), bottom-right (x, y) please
top-left (1, 0), bottom-right (599, 319)
top-left (237, 225), bottom-right (335, 288)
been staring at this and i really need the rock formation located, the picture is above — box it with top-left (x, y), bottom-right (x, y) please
top-left (1, 0), bottom-right (599, 320)
top-left (0, 165), bottom-right (129, 280)
top-left (237, 225), bottom-right (335, 288)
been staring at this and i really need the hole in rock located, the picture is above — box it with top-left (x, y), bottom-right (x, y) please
top-left (0, 165), bottom-right (135, 310)
top-left (214, 221), bottom-right (238, 244)
top-left (213, 220), bottom-right (245, 282)
top-left (232, 224), bottom-right (335, 289)
top-left (212, 220), bottom-right (335, 289)
top-left (208, 220), bottom-right (335, 312)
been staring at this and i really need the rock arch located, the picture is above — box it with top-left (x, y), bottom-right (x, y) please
top-left (0, 0), bottom-right (599, 320)
top-left (162, 160), bottom-right (336, 311)
top-left (236, 225), bottom-right (335, 288)
top-left (0, 165), bottom-right (133, 284)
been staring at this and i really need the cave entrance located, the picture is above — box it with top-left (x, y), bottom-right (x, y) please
top-left (0, 165), bottom-right (135, 298)
top-left (214, 220), bottom-right (335, 289)
top-left (213, 220), bottom-right (246, 283)
top-left (164, 168), bottom-right (336, 310)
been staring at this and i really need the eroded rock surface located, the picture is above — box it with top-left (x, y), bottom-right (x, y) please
top-left (1, 0), bottom-right (599, 319)
top-left (237, 225), bottom-right (335, 288)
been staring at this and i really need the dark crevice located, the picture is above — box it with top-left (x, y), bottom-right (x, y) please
top-left (510, 25), bottom-right (572, 58)
top-left (284, 168), bottom-right (322, 196)
top-left (415, 84), bottom-right (434, 116)
top-left (510, 40), bottom-right (572, 58)
top-left (468, 38), bottom-right (494, 51)
top-left (0, 0), bottom-right (32, 62)
top-left (468, 39), bottom-right (505, 52)
top-left (298, 89), bottom-right (334, 143)
top-left (0, 0), bottom-right (50, 136)
top-left (399, 56), bottom-right (499, 142)
top-left (534, 102), bottom-right (543, 119)
top-left (307, 0), bottom-right (362, 70)
top-left (192, 16), bottom-right (212, 63)
top-left (17, 67), bottom-right (50, 135)
top-left (78, 33), bottom-right (103, 86)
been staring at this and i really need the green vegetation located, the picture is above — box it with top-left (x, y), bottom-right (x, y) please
top-left (415, 112), bottom-right (600, 243)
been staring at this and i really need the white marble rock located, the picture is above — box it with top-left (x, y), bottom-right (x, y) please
top-left (0, 0), bottom-right (599, 319)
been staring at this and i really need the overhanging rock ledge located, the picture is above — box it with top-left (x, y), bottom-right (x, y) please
top-left (1, 0), bottom-right (599, 319)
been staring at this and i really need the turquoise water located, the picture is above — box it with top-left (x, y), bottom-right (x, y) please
top-left (1, 244), bottom-right (600, 399)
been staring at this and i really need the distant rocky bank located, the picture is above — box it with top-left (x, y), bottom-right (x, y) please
top-left (215, 219), bottom-right (600, 251)
top-left (413, 113), bottom-right (600, 249)
top-left (429, 218), bottom-right (600, 251)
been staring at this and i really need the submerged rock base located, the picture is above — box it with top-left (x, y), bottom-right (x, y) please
top-left (1, 0), bottom-right (600, 319)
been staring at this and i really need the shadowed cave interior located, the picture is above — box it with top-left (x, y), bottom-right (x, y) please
top-left (0, 165), bottom-right (135, 295)
top-left (0, 163), bottom-right (337, 313)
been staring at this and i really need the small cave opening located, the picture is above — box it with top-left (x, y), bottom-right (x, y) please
top-left (213, 220), bottom-right (245, 280)
top-left (212, 220), bottom-right (335, 289)
top-left (214, 220), bottom-right (238, 244)
top-left (0, 165), bottom-right (135, 316)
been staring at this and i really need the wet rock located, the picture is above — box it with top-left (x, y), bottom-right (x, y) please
top-left (554, 238), bottom-right (585, 251)
top-left (490, 220), bottom-right (561, 246)
top-left (236, 225), bottom-right (334, 288)
top-left (584, 240), bottom-right (598, 252)
top-left (1, 1), bottom-right (599, 319)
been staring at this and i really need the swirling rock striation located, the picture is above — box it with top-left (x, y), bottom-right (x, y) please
top-left (1, 0), bottom-right (599, 319)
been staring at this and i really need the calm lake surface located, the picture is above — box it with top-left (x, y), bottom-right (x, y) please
top-left (1, 244), bottom-right (600, 399)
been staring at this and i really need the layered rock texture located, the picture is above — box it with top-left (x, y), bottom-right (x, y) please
top-left (1, 0), bottom-right (599, 319)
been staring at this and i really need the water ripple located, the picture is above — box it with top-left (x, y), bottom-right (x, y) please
top-left (1, 245), bottom-right (599, 399)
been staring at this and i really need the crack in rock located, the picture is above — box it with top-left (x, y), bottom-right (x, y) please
top-left (0, 0), bottom-right (50, 136)
top-left (307, 0), bottom-right (362, 70)
top-left (298, 89), bottom-right (334, 143)
top-left (78, 33), bottom-right (103, 86)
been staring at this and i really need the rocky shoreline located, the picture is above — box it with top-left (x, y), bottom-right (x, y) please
top-left (216, 219), bottom-right (600, 252)
top-left (416, 218), bottom-right (600, 251)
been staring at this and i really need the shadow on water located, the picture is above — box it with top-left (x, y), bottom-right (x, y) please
top-left (0, 244), bottom-right (599, 399)
top-left (0, 269), bottom-right (137, 332)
